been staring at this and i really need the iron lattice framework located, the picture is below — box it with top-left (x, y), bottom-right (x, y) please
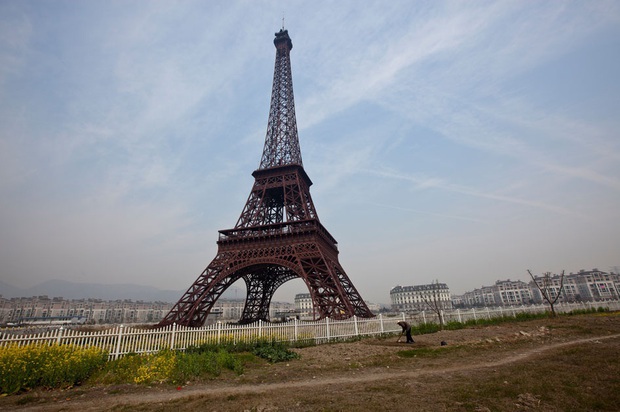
top-left (159, 29), bottom-right (373, 327)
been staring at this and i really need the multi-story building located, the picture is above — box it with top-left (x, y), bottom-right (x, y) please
top-left (456, 269), bottom-right (620, 308)
top-left (294, 293), bottom-right (313, 318)
top-left (0, 296), bottom-right (175, 325)
top-left (570, 269), bottom-right (619, 301)
top-left (528, 270), bottom-right (620, 304)
top-left (390, 283), bottom-right (452, 313)
top-left (460, 285), bottom-right (496, 307)
top-left (528, 274), bottom-right (569, 303)
top-left (294, 293), bottom-right (379, 319)
top-left (0, 295), bottom-right (295, 326)
top-left (494, 280), bottom-right (533, 306)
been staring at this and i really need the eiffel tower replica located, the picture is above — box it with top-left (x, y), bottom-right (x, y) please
top-left (159, 29), bottom-right (373, 327)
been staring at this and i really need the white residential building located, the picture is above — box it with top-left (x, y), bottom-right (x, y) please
top-left (390, 283), bottom-right (452, 313)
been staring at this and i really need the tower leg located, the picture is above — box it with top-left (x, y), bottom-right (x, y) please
top-left (159, 241), bottom-right (373, 327)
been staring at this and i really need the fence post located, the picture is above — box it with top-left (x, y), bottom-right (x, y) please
top-left (457, 309), bottom-right (462, 323)
top-left (422, 311), bottom-right (426, 324)
top-left (353, 315), bottom-right (359, 337)
top-left (169, 323), bottom-right (177, 350)
top-left (113, 325), bottom-right (124, 360)
top-left (259, 319), bottom-right (263, 339)
top-left (379, 313), bottom-right (385, 334)
top-left (56, 326), bottom-right (64, 345)
top-left (472, 307), bottom-right (477, 321)
top-left (294, 318), bottom-right (298, 342)
top-left (486, 307), bottom-right (490, 319)
top-left (217, 321), bottom-right (222, 345)
top-left (326, 317), bottom-right (330, 341)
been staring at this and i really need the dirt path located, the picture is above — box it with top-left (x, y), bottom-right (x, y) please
top-left (11, 330), bottom-right (620, 412)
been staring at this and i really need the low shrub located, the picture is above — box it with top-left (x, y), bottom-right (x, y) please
top-left (252, 341), bottom-right (300, 363)
top-left (0, 343), bottom-right (107, 394)
top-left (188, 339), bottom-right (301, 363)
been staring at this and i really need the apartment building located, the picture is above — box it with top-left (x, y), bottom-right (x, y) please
top-left (455, 269), bottom-right (619, 307)
top-left (494, 280), bottom-right (533, 305)
top-left (390, 283), bottom-right (452, 313)
top-left (0, 295), bottom-right (297, 325)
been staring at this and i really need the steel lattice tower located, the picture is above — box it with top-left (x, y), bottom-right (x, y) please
top-left (159, 29), bottom-right (373, 327)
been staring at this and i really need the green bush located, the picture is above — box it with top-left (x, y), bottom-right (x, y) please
top-left (0, 343), bottom-right (107, 394)
top-left (187, 339), bottom-right (301, 363)
top-left (252, 341), bottom-right (300, 363)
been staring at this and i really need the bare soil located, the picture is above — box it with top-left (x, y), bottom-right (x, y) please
top-left (2, 313), bottom-right (619, 412)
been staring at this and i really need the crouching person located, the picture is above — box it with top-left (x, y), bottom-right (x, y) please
top-left (397, 321), bottom-right (414, 343)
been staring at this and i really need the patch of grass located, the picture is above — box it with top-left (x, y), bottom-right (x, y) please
top-left (448, 340), bottom-right (620, 411)
top-left (397, 345), bottom-right (462, 359)
top-left (397, 348), bottom-right (432, 358)
top-left (188, 339), bottom-right (300, 364)
top-left (404, 311), bottom-right (553, 338)
top-left (404, 310), bottom-right (592, 339)
top-left (172, 349), bottom-right (243, 383)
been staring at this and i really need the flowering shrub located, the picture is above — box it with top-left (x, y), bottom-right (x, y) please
top-left (0, 343), bottom-right (107, 394)
top-left (0, 338), bottom-right (298, 392)
top-left (133, 350), bottom-right (177, 384)
top-left (93, 348), bottom-right (244, 386)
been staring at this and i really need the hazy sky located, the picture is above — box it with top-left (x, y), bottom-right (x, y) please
top-left (1, 1), bottom-right (619, 304)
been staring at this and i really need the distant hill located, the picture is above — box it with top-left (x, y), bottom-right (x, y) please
top-left (0, 279), bottom-right (244, 303)
top-left (0, 280), bottom-right (23, 299)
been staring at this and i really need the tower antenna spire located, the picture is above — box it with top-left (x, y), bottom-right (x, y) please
top-left (282, 15), bottom-right (285, 30)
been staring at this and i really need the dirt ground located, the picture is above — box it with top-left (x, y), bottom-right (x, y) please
top-left (2, 313), bottom-right (619, 412)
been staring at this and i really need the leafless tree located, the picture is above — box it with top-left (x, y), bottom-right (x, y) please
top-left (421, 280), bottom-right (447, 329)
top-left (527, 270), bottom-right (565, 317)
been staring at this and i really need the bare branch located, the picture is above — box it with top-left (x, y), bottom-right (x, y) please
top-left (527, 269), bottom-right (565, 317)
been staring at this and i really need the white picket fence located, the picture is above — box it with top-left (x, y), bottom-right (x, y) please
top-left (0, 315), bottom-right (400, 360)
top-left (1, 300), bottom-right (618, 360)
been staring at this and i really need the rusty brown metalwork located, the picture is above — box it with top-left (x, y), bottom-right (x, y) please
top-left (158, 29), bottom-right (373, 327)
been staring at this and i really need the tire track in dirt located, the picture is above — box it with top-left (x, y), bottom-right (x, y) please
top-left (16, 333), bottom-right (620, 411)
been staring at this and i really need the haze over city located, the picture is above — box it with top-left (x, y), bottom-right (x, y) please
top-left (1, 1), bottom-right (619, 305)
